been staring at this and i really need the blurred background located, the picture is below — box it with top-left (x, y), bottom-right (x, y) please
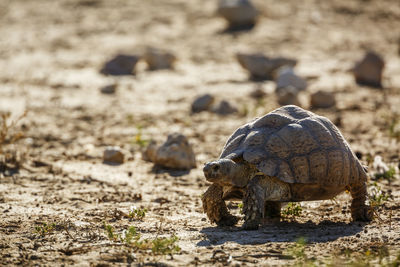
top-left (0, 0), bottom-right (400, 265)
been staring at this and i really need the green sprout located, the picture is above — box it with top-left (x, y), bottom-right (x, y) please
top-left (34, 222), bottom-right (56, 236)
top-left (282, 202), bottom-right (303, 220)
top-left (368, 182), bottom-right (390, 208)
top-left (128, 206), bottom-right (147, 220)
top-left (374, 166), bottom-right (396, 181)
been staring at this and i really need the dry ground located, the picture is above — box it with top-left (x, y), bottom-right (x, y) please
top-left (1, 0), bottom-right (400, 266)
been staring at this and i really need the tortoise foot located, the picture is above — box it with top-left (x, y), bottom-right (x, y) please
top-left (352, 205), bottom-right (373, 222)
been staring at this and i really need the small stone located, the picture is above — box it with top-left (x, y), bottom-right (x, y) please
top-left (249, 87), bottom-right (266, 99)
top-left (352, 51), bottom-right (384, 88)
top-left (191, 94), bottom-right (215, 113)
top-left (237, 53), bottom-right (297, 80)
top-left (142, 141), bottom-right (158, 162)
top-left (310, 90), bottom-right (336, 109)
top-left (100, 84), bottom-right (116, 94)
top-left (149, 133), bottom-right (196, 170)
top-left (143, 47), bottom-right (176, 70)
top-left (275, 67), bottom-right (307, 92)
top-left (217, 0), bottom-right (258, 30)
top-left (212, 100), bottom-right (238, 115)
top-left (276, 86), bottom-right (300, 106)
top-left (100, 54), bottom-right (139, 75)
top-left (103, 146), bottom-right (125, 164)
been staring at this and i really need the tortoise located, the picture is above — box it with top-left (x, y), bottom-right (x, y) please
top-left (201, 105), bottom-right (371, 230)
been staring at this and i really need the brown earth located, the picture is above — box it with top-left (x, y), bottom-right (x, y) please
top-left (1, 0), bottom-right (400, 266)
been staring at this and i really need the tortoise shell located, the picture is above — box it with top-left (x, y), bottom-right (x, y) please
top-left (219, 105), bottom-right (366, 186)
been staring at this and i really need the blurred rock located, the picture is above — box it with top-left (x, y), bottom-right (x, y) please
top-left (310, 90), bottom-right (336, 109)
top-left (100, 54), bottom-right (139, 75)
top-left (191, 94), bottom-right (215, 113)
top-left (100, 84), bottom-right (116, 94)
top-left (352, 51), bottom-right (384, 88)
top-left (143, 47), bottom-right (176, 70)
top-left (217, 0), bottom-right (258, 30)
top-left (213, 100), bottom-right (238, 115)
top-left (142, 141), bottom-right (158, 162)
top-left (103, 146), bottom-right (125, 164)
top-left (237, 53), bottom-right (297, 80)
top-left (249, 87), bottom-right (266, 99)
top-left (276, 86), bottom-right (300, 106)
top-left (276, 67), bottom-right (307, 92)
top-left (147, 133), bottom-right (196, 170)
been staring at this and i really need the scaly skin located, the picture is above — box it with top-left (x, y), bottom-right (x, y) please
top-left (349, 182), bottom-right (373, 221)
top-left (202, 183), bottom-right (238, 226)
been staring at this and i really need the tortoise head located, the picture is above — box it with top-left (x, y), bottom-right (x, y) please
top-left (203, 158), bottom-right (252, 188)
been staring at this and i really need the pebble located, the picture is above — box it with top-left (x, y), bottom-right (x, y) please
top-left (100, 54), bottom-right (139, 75)
top-left (276, 86), bottom-right (300, 106)
top-left (237, 53), bottom-right (297, 80)
top-left (212, 100), bottom-right (238, 115)
top-left (103, 146), bottom-right (125, 164)
top-left (143, 47), bottom-right (175, 70)
top-left (100, 84), bottom-right (116, 94)
top-left (249, 87), bottom-right (266, 99)
top-left (146, 133), bottom-right (196, 170)
top-left (352, 51), bottom-right (384, 88)
top-left (217, 0), bottom-right (258, 30)
top-left (310, 90), bottom-right (336, 109)
top-left (275, 67), bottom-right (307, 92)
top-left (191, 94), bottom-right (215, 113)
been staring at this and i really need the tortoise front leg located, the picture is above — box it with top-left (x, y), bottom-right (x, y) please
top-left (242, 176), bottom-right (264, 230)
top-left (202, 184), bottom-right (238, 226)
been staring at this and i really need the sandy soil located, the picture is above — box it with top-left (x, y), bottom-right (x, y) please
top-left (1, 0), bottom-right (400, 266)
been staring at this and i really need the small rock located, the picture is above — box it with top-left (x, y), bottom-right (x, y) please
top-left (310, 90), bottom-right (336, 109)
top-left (212, 100), bottom-right (238, 115)
top-left (142, 141), bottom-right (158, 162)
top-left (147, 133), bottom-right (196, 170)
top-left (276, 86), bottom-right (300, 106)
top-left (249, 87), bottom-right (266, 99)
top-left (237, 53), bottom-right (297, 80)
top-left (276, 67), bottom-right (307, 92)
top-left (143, 47), bottom-right (176, 70)
top-left (100, 54), bottom-right (139, 75)
top-left (191, 94), bottom-right (215, 113)
top-left (217, 0), bottom-right (258, 30)
top-left (352, 51), bottom-right (384, 88)
top-left (100, 84), bottom-right (116, 94)
top-left (103, 146), bottom-right (125, 164)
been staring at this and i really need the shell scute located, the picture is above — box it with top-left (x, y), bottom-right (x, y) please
top-left (290, 156), bottom-right (310, 182)
top-left (276, 123), bottom-right (319, 155)
top-left (300, 118), bottom-right (337, 149)
top-left (251, 112), bottom-right (293, 129)
top-left (265, 134), bottom-right (291, 159)
top-left (278, 160), bottom-right (295, 183)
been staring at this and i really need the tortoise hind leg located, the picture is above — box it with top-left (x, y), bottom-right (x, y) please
top-left (349, 182), bottom-right (372, 221)
top-left (264, 201), bottom-right (281, 222)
